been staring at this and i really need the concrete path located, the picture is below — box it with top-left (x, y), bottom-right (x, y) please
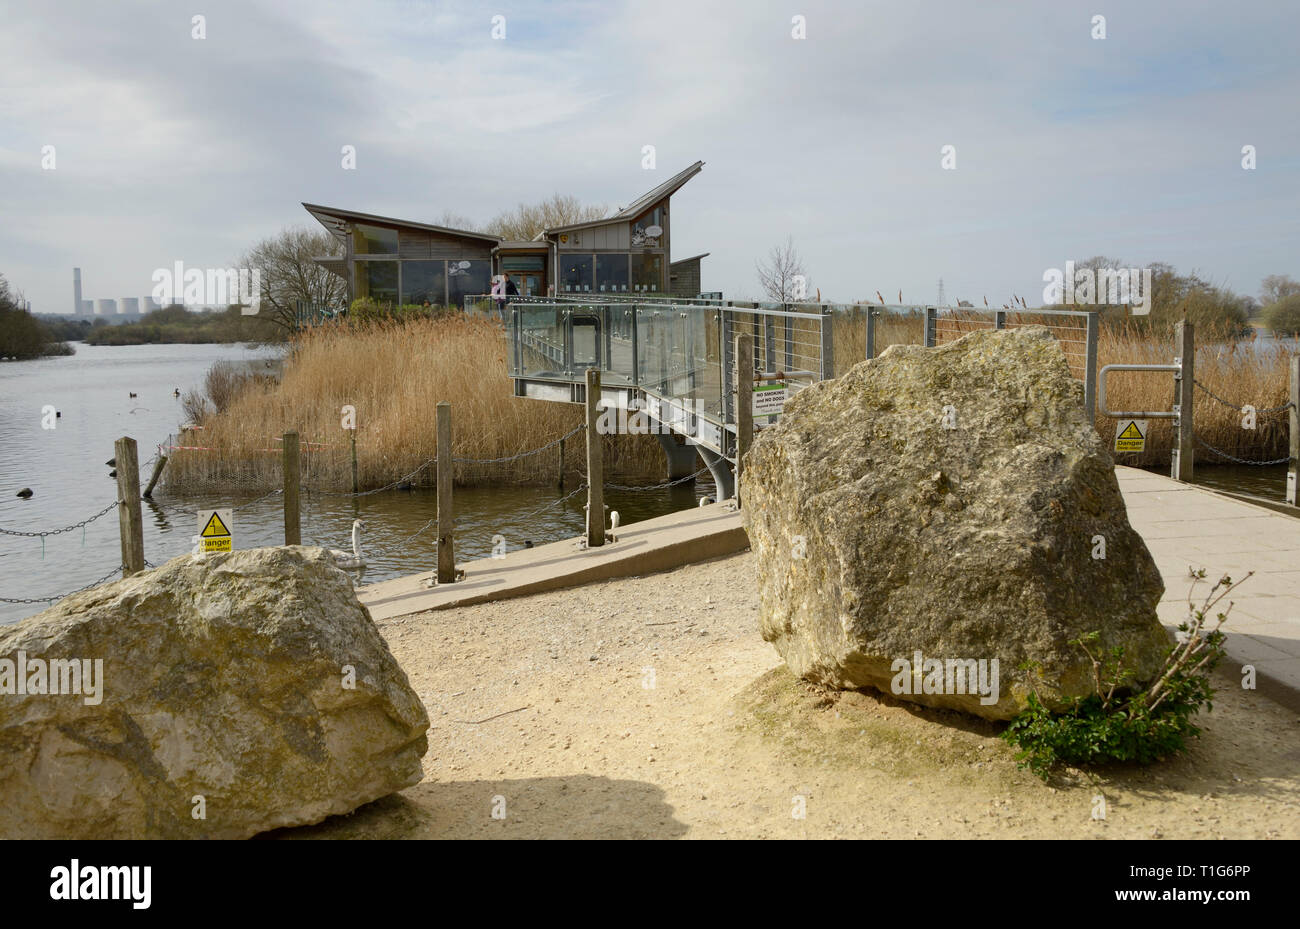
top-left (1116, 466), bottom-right (1300, 709)
top-left (356, 500), bottom-right (747, 622)
top-left (358, 466), bottom-right (1300, 706)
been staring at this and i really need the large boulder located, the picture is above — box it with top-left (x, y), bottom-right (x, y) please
top-left (0, 547), bottom-right (429, 838)
top-left (742, 326), bottom-right (1168, 720)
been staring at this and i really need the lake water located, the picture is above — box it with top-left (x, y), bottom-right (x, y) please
top-left (0, 342), bottom-right (714, 624)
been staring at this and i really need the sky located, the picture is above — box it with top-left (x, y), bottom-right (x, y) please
top-left (1, 0), bottom-right (1297, 312)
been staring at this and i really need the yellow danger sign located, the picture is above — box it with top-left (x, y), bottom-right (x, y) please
top-left (1114, 419), bottom-right (1147, 453)
top-left (197, 509), bottom-right (233, 553)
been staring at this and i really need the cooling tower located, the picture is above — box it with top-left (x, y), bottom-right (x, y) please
top-left (119, 297), bottom-right (140, 314)
top-left (96, 299), bottom-right (117, 316)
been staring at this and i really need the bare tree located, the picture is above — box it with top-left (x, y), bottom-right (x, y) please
top-left (1259, 274), bottom-right (1300, 307)
top-left (482, 194), bottom-right (608, 241)
top-left (755, 237), bottom-right (809, 303)
top-left (238, 226), bottom-right (346, 332)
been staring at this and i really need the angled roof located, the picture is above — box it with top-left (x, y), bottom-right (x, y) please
top-left (302, 203), bottom-right (501, 245)
top-left (670, 252), bottom-right (710, 265)
top-left (544, 161), bottom-right (705, 235)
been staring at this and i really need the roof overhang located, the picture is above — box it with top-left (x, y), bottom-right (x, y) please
top-left (302, 202), bottom-right (502, 245)
top-left (543, 161), bottom-right (705, 235)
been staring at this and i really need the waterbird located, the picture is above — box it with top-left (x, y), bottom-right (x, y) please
top-left (173, 389), bottom-right (180, 397)
top-left (108, 470), bottom-right (117, 478)
top-left (16, 488), bottom-right (33, 499)
top-left (699, 495), bottom-right (715, 507)
top-left (105, 458), bottom-right (116, 467)
top-left (129, 392), bottom-right (137, 398)
top-left (328, 519), bottom-right (366, 570)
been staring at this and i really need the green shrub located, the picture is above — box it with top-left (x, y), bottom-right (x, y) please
top-left (1001, 569), bottom-right (1241, 779)
top-left (1263, 294), bottom-right (1300, 337)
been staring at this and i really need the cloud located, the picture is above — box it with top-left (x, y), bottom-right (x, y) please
top-left (1, 0), bottom-right (1297, 311)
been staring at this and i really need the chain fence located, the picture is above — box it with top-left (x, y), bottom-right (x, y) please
top-left (1194, 380), bottom-right (1295, 415)
top-left (0, 563), bottom-right (128, 605)
top-left (0, 500), bottom-right (120, 539)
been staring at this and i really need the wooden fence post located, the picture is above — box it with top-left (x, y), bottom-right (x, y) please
top-left (1174, 320), bottom-right (1195, 482)
top-left (1288, 354), bottom-right (1299, 507)
top-left (142, 453), bottom-right (168, 499)
top-left (114, 436), bottom-right (145, 577)
top-left (436, 403), bottom-right (456, 583)
top-left (585, 369), bottom-right (604, 547)
top-left (282, 431), bottom-right (301, 544)
top-left (735, 333), bottom-right (754, 506)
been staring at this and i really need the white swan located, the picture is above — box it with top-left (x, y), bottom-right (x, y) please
top-left (329, 519), bottom-right (366, 569)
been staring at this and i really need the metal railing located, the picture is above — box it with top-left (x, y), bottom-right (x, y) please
top-left (485, 295), bottom-right (1100, 462)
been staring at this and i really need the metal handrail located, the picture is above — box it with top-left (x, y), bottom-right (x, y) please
top-left (1098, 363), bottom-right (1182, 419)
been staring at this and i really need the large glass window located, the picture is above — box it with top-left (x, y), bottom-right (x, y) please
top-left (402, 261), bottom-right (446, 307)
top-left (447, 260), bottom-right (491, 308)
top-left (356, 260), bottom-right (399, 304)
top-left (353, 224), bottom-right (399, 255)
top-left (595, 254), bottom-right (629, 293)
top-left (558, 254), bottom-right (594, 293)
top-left (631, 206), bottom-right (664, 248)
top-left (631, 253), bottom-right (664, 293)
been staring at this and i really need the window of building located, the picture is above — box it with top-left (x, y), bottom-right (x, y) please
top-left (630, 206), bottom-right (664, 248)
top-left (356, 260), bottom-right (399, 304)
top-left (402, 261), bottom-right (446, 306)
top-left (558, 254), bottom-right (594, 293)
top-left (447, 260), bottom-right (491, 308)
top-left (353, 224), bottom-right (399, 255)
top-left (595, 254), bottom-right (629, 293)
top-left (502, 255), bottom-right (544, 272)
top-left (630, 253), bottom-right (664, 293)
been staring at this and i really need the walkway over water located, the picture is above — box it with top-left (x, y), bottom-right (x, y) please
top-left (471, 294), bottom-right (1099, 494)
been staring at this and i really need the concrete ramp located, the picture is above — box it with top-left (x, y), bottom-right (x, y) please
top-left (356, 501), bottom-right (747, 621)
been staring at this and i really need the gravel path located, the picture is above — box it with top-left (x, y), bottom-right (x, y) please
top-left (281, 552), bottom-right (1300, 839)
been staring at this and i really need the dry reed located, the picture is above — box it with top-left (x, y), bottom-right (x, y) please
top-left (164, 315), bottom-right (667, 492)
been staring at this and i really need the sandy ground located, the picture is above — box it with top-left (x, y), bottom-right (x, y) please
top-left (280, 552), bottom-right (1300, 839)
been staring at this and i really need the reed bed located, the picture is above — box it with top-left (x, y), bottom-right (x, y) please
top-left (163, 315), bottom-right (666, 492)
top-left (166, 309), bottom-right (1292, 493)
top-left (828, 309), bottom-right (1291, 467)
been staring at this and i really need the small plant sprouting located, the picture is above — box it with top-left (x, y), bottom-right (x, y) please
top-left (1001, 568), bottom-right (1247, 780)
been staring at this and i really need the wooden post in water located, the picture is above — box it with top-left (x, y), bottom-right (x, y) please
top-left (735, 333), bottom-right (754, 506)
top-left (114, 436), bottom-right (145, 577)
top-left (1287, 354), bottom-right (1299, 507)
top-left (282, 431), bottom-right (301, 544)
top-left (585, 369), bottom-right (604, 548)
top-left (350, 432), bottom-right (359, 495)
top-left (142, 453), bottom-right (168, 499)
top-left (1174, 320), bottom-right (1195, 482)
top-left (558, 436), bottom-right (566, 489)
top-left (436, 402), bottom-right (456, 583)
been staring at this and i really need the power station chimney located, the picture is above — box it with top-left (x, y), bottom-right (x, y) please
top-left (73, 268), bottom-right (83, 315)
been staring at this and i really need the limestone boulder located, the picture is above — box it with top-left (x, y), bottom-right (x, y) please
top-left (0, 546), bottom-right (429, 838)
top-left (742, 326), bottom-right (1168, 720)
